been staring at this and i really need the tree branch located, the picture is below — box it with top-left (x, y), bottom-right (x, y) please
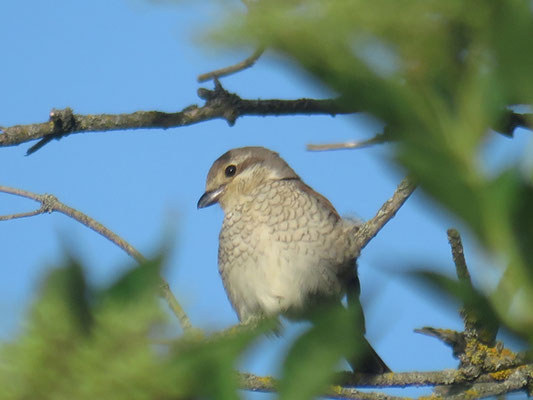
top-left (447, 228), bottom-right (490, 340)
top-left (197, 46), bottom-right (265, 82)
top-left (1, 82), bottom-right (528, 155)
top-left (0, 185), bottom-right (192, 332)
top-left (0, 82), bottom-right (354, 154)
top-left (239, 365), bottom-right (533, 399)
top-left (351, 176), bottom-right (417, 255)
top-left (238, 372), bottom-right (409, 400)
top-left (447, 229), bottom-right (499, 347)
top-left (443, 374), bottom-right (530, 400)
top-left (447, 229), bottom-right (471, 285)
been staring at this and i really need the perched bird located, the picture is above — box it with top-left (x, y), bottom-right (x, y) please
top-left (198, 146), bottom-right (389, 373)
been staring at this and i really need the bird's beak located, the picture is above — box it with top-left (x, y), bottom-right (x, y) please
top-left (197, 185), bottom-right (225, 209)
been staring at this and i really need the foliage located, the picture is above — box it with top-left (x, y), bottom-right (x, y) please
top-left (0, 255), bottom-right (382, 399)
top-left (279, 304), bottom-right (369, 400)
top-left (0, 256), bottom-right (271, 400)
top-left (211, 0), bottom-right (533, 342)
top-left (3, 0), bottom-right (533, 398)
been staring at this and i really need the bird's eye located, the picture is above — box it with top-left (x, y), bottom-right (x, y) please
top-left (225, 165), bottom-right (237, 177)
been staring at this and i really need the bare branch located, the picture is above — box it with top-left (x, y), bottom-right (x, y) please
top-left (307, 134), bottom-right (388, 151)
top-left (0, 185), bottom-right (192, 331)
top-left (447, 228), bottom-right (478, 336)
top-left (0, 82), bottom-right (355, 154)
top-left (2, 81), bottom-right (526, 155)
top-left (239, 365), bottom-right (533, 399)
top-left (441, 370), bottom-right (531, 400)
top-left (352, 176), bottom-right (416, 254)
top-left (415, 327), bottom-right (467, 359)
top-left (198, 47), bottom-right (265, 82)
top-left (0, 207), bottom-right (46, 221)
top-left (238, 372), bottom-right (409, 400)
top-left (447, 228), bottom-right (498, 345)
top-left (447, 229), bottom-right (472, 284)
top-left (337, 369), bottom-right (464, 388)
top-left (325, 387), bottom-right (407, 400)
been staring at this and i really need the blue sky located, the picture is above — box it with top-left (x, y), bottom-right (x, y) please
top-left (1, 1), bottom-right (530, 398)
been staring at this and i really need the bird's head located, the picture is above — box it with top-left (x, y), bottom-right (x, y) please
top-left (197, 146), bottom-right (299, 211)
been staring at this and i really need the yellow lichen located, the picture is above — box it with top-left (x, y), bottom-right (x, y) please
top-left (329, 385), bottom-right (343, 394)
top-left (489, 368), bottom-right (513, 380)
top-left (257, 376), bottom-right (274, 385)
top-left (463, 339), bottom-right (517, 370)
top-left (463, 388), bottom-right (480, 399)
top-left (499, 348), bottom-right (515, 358)
top-left (419, 394), bottom-right (442, 400)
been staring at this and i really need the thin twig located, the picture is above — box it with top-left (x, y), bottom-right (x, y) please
top-left (447, 228), bottom-right (478, 336)
top-left (198, 47), bottom-right (265, 82)
top-left (416, 327), bottom-right (465, 349)
top-left (307, 133), bottom-right (388, 151)
top-left (0, 185), bottom-right (192, 331)
top-left (351, 176), bottom-right (417, 255)
top-left (447, 229), bottom-right (471, 284)
top-left (0, 207), bottom-right (46, 220)
top-left (447, 228), bottom-right (498, 345)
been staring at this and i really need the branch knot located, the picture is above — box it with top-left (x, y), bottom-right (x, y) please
top-left (198, 80), bottom-right (241, 125)
top-left (50, 107), bottom-right (76, 133)
top-left (41, 194), bottom-right (58, 213)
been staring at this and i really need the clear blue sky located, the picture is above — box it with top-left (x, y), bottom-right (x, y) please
top-left (1, 1), bottom-right (529, 398)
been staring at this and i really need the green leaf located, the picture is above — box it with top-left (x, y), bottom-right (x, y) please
top-left (0, 254), bottom-right (171, 400)
top-left (97, 255), bottom-right (163, 306)
top-left (0, 259), bottom-right (93, 399)
top-left (168, 319), bottom-right (276, 400)
top-left (279, 305), bottom-right (366, 400)
top-left (38, 257), bottom-right (93, 335)
top-left (510, 180), bottom-right (533, 280)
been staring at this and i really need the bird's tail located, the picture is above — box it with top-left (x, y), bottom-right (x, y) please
top-left (344, 259), bottom-right (390, 374)
top-left (348, 337), bottom-right (391, 374)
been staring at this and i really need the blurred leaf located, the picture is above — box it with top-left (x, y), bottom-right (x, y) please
top-left (37, 257), bottom-right (93, 336)
top-left (0, 259), bottom-right (93, 399)
top-left (0, 240), bottom-right (272, 400)
top-left (483, 168), bottom-right (519, 247)
top-left (0, 255), bottom-right (168, 400)
top-left (510, 179), bottom-right (533, 280)
top-left (211, 0), bottom-right (533, 229)
top-left (489, 0), bottom-right (533, 105)
top-left (279, 304), bottom-right (365, 400)
top-left (168, 318), bottom-right (277, 400)
top-left (97, 255), bottom-right (163, 306)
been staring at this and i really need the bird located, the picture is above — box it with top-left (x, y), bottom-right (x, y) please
top-left (197, 146), bottom-right (390, 373)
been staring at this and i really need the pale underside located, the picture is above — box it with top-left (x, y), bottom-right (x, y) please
top-left (218, 179), bottom-right (358, 322)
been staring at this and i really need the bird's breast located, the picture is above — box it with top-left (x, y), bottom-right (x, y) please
top-left (218, 181), bottom-right (353, 321)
